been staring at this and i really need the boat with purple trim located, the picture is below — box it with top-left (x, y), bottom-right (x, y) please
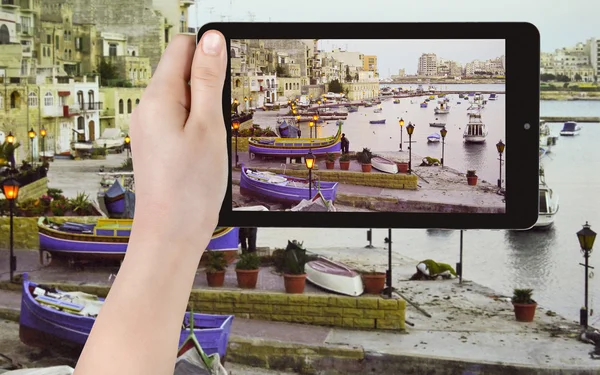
top-left (248, 122), bottom-right (342, 157)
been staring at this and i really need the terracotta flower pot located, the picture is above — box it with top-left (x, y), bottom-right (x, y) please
top-left (361, 163), bottom-right (372, 172)
top-left (362, 273), bottom-right (386, 294)
top-left (325, 161), bottom-right (335, 170)
top-left (283, 274), bottom-right (306, 294)
top-left (467, 176), bottom-right (478, 185)
top-left (236, 269), bottom-right (259, 289)
top-left (513, 302), bottom-right (537, 322)
top-left (206, 271), bottom-right (225, 287)
top-left (339, 160), bottom-right (350, 170)
top-left (397, 162), bottom-right (409, 173)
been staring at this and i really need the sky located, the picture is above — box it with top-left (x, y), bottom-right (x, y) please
top-left (188, 0), bottom-right (599, 78)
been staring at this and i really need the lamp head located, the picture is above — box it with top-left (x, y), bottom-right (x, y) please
top-left (1, 177), bottom-right (20, 201)
top-left (440, 127), bottom-right (448, 138)
top-left (40, 128), bottom-right (47, 137)
top-left (399, 118), bottom-right (404, 127)
top-left (305, 151), bottom-right (316, 169)
top-left (6, 131), bottom-right (15, 144)
top-left (124, 134), bottom-right (131, 144)
top-left (232, 120), bottom-right (240, 130)
top-left (28, 128), bottom-right (36, 139)
top-left (496, 140), bottom-right (505, 154)
top-left (577, 221), bottom-right (597, 253)
top-left (406, 123), bottom-right (415, 136)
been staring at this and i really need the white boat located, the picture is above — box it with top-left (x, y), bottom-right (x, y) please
top-left (233, 205), bottom-right (269, 211)
top-left (560, 121), bottom-right (581, 136)
top-left (466, 104), bottom-right (482, 115)
top-left (463, 113), bottom-right (488, 143)
top-left (488, 93), bottom-right (498, 100)
top-left (427, 133), bottom-right (441, 143)
top-left (373, 107), bottom-right (382, 113)
top-left (535, 168), bottom-right (559, 228)
top-left (371, 155), bottom-right (398, 174)
top-left (434, 102), bottom-right (450, 114)
top-left (539, 120), bottom-right (558, 152)
top-left (305, 257), bottom-right (364, 296)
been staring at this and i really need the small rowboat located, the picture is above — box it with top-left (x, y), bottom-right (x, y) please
top-left (393, 99), bottom-right (400, 104)
top-left (373, 108), bottom-right (382, 113)
top-left (371, 155), bottom-right (398, 174)
top-left (306, 257), bottom-right (364, 296)
top-left (427, 133), bottom-right (441, 143)
top-left (420, 102), bottom-right (428, 108)
top-left (369, 119), bottom-right (386, 124)
top-left (429, 122), bottom-right (446, 128)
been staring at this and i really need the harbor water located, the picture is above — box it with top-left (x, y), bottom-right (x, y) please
top-left (254, 87), bottom-right (600, 323)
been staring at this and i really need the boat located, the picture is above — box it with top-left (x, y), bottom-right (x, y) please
top-left (535, 168), bottom-right (559, 228)
top-left (347, 106), bottom-right (359, 113)
top-left (369, 119), bottom-right (386, 124)
top-left (247, 122), bottom-right (342, 157)
top-left (427, 134), bottom-right (441, 143)
top-left (239, 164), bottom-right (339, 205)
top-left (539, 147), bottom-right (547, 159)
top-left (97, 179), bottom-right (135, 219)
top-left (420, 102), bottom-right (428, 108)
top-left (560, 121), bottom-right (581, 136)
top-left (37, 217), bottom-right (239, 262)
top-left (463, 113), bottom-right (488, 143)
top-left (466, 104), bottom-right (482, 115)
top-left (289, 191), bottom-right (336, 212)
top-left (539, 120), bottom-right (558, 152)
top-left (276, 118), bottom-right (301, 138)
top-left (19, 273), bottom-right (234, 360)
top-left (429, 122), bottom-right (446, 128)
top-left (364, 102), bottom-right (373, 107)
top-left (488, 93), bottom-right (497, 100)
top-left (434, 102), bottom-right (450, 114)
top-left (305, 257), bottom-right (364, 296)
top-left (393, 99), bottom-right (400, 104)
top-left (373, 107), bottom-right (382, 113)
top-left (371, 155), bottom-right (398, 174)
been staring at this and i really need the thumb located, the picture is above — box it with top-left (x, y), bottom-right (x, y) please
top-left (188, 30), bottom-right (227, 130)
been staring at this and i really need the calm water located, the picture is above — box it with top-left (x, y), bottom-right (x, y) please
top-left (254, 91), bottom-right (600, 323)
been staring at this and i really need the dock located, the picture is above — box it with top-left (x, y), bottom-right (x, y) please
top-left (541, 116), bottom-right (600, 123)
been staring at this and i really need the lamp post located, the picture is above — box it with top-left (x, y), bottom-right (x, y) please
top-left (6, 131), bottom-right (15, 169)
top-left (40, 127), bottom-right (47, 161)
top-left (440, 127), bottom-right (448, 168)
top-left (496, 140), bottom-right (505, 189)
top-left (2, 178), bottom-right (20, 282)
top-left (577, 222), bottom-right (597, 328)
top-left (28, 128), bottom-right (36, 164)
top-left (312, 114), bottom-right (319, 138)
top-left (233, 98), bottom-right (239, 114)
top-left (305, 150), bottom-right (315, 199)
top-left (232, 119), bottom-right (240, 167)
top-left (406, 123), bottom-right (415, 174)
top-left (124, 134), bottom-right (131, 161)
top-left (309, 121), bottom-right (315, 139)
top-left (398, 118), bottom-right (404, 151)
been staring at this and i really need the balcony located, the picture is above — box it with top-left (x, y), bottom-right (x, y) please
top-left (62, 102), bottom-right (104, 117)
top-left (1, 0), bottom-right (18, 8)
top-left (22, 45), bottom-right (32, 57)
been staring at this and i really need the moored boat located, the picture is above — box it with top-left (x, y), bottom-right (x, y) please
top-left (248, 122), bottom-right (342, 157)
top-left (559, 121), bottom-right (581, 136)
top-left (429, 122), bottom-right (446, 128)
top-left (427, 133), bottom-right (441, 143)
top-left (97, 179), bottom-right (135, 219)
top-left (434, 102), bottom-right (450, 114)
top-left (306, 257), bottom-right (364, 296)
top-left (347, 106), bottom-right (359, 112)
top-left (539, 120), bottom-right (558, 152)
top-left (420, 102), bottom-right (428, 108)
top-left (488, 93), bottom-right (497, 100)
top-left (240, 164), bottom-right (339, 205)
top-left (373, 107), bottom-right (382, 113)
top-left (393, 98), bottom-right (400, 104)
top-left (371, 155), bottom-right (398, 174)
top-left (535, 168), bottom-right (559, 228)
top-left (463, 113), bottom-right (488, 143)
top-left (369, 119), bottom-right (386, 124)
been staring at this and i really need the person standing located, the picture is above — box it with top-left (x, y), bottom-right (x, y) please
top-left (239, 227), bottom-right (258, 253)
top-left (341, 133), bottom-right (349, 154)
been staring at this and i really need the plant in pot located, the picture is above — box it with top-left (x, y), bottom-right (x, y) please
top-left (235, 252), bottom-right (261, 289)
top-left (205, 251), bottom-right (228, 287)
top-left (466, 170), bottom-right (478, 186)
top-left (339, 153), bottom-right (350, 170)
top-left (325, 152), bottom-right (336, 170)
top-left (512, 288), bottom-right (537, 322)
top-left (361, 269), bottom-right (386, 295)
top-left (282, 240), bottom-right (308, 294)
top-left (357, 147), bottom-right (373, 172)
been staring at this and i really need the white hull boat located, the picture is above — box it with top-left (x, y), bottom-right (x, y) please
top-left (306, 257), bottom-right (364, 296)
top-left (463, 113), bottom-right (488, 143)
top-left (560, 121), bottom-right (581, 136)
top-left (427, 134), bottom-right (441, 143)
top-left (371, 155), bottom-right (398, 174)
top-left (535, 169), bottom-right (559, 228)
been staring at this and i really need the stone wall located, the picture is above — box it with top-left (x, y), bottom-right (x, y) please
top-left (17, 177), bottom-right (49, 203)
top-left (0, 216), bottom-right (100, 250)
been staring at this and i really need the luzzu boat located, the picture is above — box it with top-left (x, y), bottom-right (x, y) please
top-left (247, 122), bottom-right (342, 157)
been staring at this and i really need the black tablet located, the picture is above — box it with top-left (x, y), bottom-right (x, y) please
top-left (198, 22), bottom-right (540, 230)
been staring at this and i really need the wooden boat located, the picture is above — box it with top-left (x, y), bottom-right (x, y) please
top-left (289, 191), bottom-right (336, 212)
top-left (347, 106), bottom-right (359, 112)
top-left (19, 273), bottom-right (234, 360)
top-left (371, 155), bottom-right (398, 174)
top-left (276, 118), bottom-right (301, 138)
top-left (429, 122), bottom-right (446, 128)
top-left (248, 122), bottom-right (342, 157)
top-left (393, 99), bottom-right (400, 104)
top-left (420, 102), bottom-right (428, 108)
top-left (240, 164), bottom-right (338, 205)
top-left (463, 113), bottom-right (488, 143)
top-left (97, 179), bottom-right (135, 219)
top-left (373, 107), bottom-right (382, 113)
top-left (427, 133), bottom-right (441, 143)
top-left (369, 119), bottom-right (386, 124)
top-left (306, 257), bottom-right (364, 296)
top-left (560, 121), bottom-right (581, 136)
top-left (37, 217), bottom-right (239, 262)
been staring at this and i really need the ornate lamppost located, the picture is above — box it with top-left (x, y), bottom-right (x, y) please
top-left (2, 178), bottom-right (20, 282)
top-left (398, 118), bottom-right (404, 151)
top-left (406, 123), bottom-right (415, 174)
top-left (305, 150), bottom-right (316, 199)
top-left (496, 140), bottom-right (505, 189)
top-left (6, 131), bottom-right (15, 169)
top-left (28, 128), bottom-right (36, 164)
top-left (40, 127), bottom-right (47, 161)
top-left (312, 114), bottom-right (319, 138)
top-left (440, 127), bottom-right (448, 168)
top-left (244, 96), bottom-right (248, 112)
top-left (232, 119), bottom-right (240, 167)
top-left (577, 222), bottom-right (597, 328)
top-left (124, 134), bottom-right (131, 161)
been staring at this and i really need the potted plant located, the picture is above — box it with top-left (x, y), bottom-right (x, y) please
top-left (282, 240), bottom-right (308, 294)
top-left (235, 252), bottom-right (261, 289)
top-left (512, 288), bottom-right (537, 322)
top-left (205, 251), bottom-right (228, 287)
top-left (357, 147), bottom-right (373, 172)
top-left (466, 170), bottom-right (478, 185)
top-left (396, 161), bottom-right (409, 173)
top-left (339, 153), bottom-right (350, 170)
top-left (325, 153), bottom-right (336, 170)
top-left (361, 269), bottom-right (386, 294)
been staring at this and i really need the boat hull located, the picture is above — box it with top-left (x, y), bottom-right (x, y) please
top-left (429, 123), bottom-right (445, 128)
top-left (369, 120), bottom-right (386, 124)
top-left (248, 136), bottom-right (342, 157)
top-left (434, 109), bottom-right (450, 114)
top-left (371, 156), bottom-right (398, 174)
top-left (464, 136), bottom-right (486, 143)
top-left (560, 131), bottom-right (580, 136)
top-left (306, 258), bottom-right (364, 296)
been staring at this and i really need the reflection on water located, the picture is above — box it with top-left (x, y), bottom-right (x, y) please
top-left (504, 228), bottom-right (557, 287)
top-left (426, 229), bottom-right (454, 237)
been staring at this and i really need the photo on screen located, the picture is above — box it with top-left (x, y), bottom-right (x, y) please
top-left (229, 39), bottom-right (506, 214)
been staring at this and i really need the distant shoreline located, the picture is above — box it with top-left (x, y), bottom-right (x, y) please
top-left (385, 80), bottom-right (505, 85)
top-left (540, 91), bottom-right (600, 101)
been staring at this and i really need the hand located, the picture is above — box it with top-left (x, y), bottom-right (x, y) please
top-left (129, 31), bottom-right (228, 244)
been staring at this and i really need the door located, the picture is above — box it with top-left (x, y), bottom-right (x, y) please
top-left (88, 120), bottom-right (95, 141)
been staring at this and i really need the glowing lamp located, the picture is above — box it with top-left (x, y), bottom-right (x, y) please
top-left (40, 128), bottom-right (47, 137)
top-left (1, 178), bottom-right (20, 201)
top-left (124, 135), bottom-right (131, 144)
top-left (28, 128), bottom-right (36, 139)
top-left (6, 132), bottom-right (15, 144)
top-left (232, 120), bottom-right (240, 131)
top-left (305, 151), bottom-right (315, 170)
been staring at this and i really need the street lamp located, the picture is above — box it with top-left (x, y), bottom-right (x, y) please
top-left (312, 114), bottom-right (319, 138)
top-left (398, 118), bottom-right (404, 151)
top-left (577, 222), bottom-right (597, 328)
top-left (28, 128), bottom-right (36, 164)
top-left (2, 178), bottom-right (20, 282)
top-left (305, 150), bottom-right (316, 199)
top-left (496, 140), bottom-right (505, 189)
top-left (406, 123), bottom-right (415, 174)
top-left (6, 131), bottom-right (15, 144)
top-left (232, 119), bottom-right (240, 167)
top-left (309, 121), bottom-right (315, 139)
top-left (6, 132), bottom-right (15, 169)
top-left (244, 96), bottom-right (248, 111)
top-left (440, 127), bottom-right (448, 168)
top-left (40, 128), bottom-right (47, 161)
top-left (124, 134), bottom-right (131, 160)
top-left (233, 98), bottom-right (239, 114)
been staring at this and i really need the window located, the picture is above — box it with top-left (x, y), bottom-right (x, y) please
top-left (28, 92), bottom-right (38, 107)
top-left (77, 90), bottom-right (84, 107)
top-left (119, 99), bottom-right (124, 114)
top-left (127, 99), bottom-right (132, 113)
top-left (20, 60), bottom-right (27, 76)
top-left (44, 92), bottom-right (54, 106)
top-left (0, 95), bottom-right (3, 110)
top-left (109, 43), bottom-right (117, 57)
top-left (88, 90), bottom-right (95, 109)
top-left (10, 91), bottom-right (20, 109)
top-left (77, 116), bottom-right (84, 130)
top-left (68, 49), bottom-right (72, 59)
top-left (0, 25), bottom-right (9, 45)
top-left (133, 69), bottom-right (137, 81)
top-left (135, 98), bottom-right (140, 105)
top-left (75, 37), bottom-right (81, 50)
top-left (47, 35), bottom-right (51, 44)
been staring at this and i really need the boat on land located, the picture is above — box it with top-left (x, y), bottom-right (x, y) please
top-left (248, 122), bottom-right (342, 157)
top-left (427, 133), bottom-right (441, 143)
top-left (290, 191), bottom-right (336, 212)
top-left (306, 257), bottom-right (364, 296)
top-left (559, 121), bottom-right (581, 136)
top-left (276, 118), bottom-right (301, 138)
top-left (19, 273), bottom-right (234, 360)
top-left (429, 122), bottom-right (446, 128)
top-left (97, 179), bottom-right (135, 219)
top-left (371, 155), bottom-right (398, 174)
top-left (463, 113), bottom-right (488, 143)
top-left (240, 164), bottom-right (339, 205)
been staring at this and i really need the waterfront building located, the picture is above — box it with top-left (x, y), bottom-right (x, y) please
top-left (98, 87), bottom-right (144, 135)
top-left (363, 55), bottom-right (377, 73)
top-left (344, 70), bottom-right (380, 100)
top-left (417, 53), bottom-right (437, 76)
top-left (587, 38), bottom-right (599, 80)
top-left (541, 42), bottom-right (595, 82)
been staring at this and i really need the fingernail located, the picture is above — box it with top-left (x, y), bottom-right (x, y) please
top-left (202, 32), bottom-right (223, 55)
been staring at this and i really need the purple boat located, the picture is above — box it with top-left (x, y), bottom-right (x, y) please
top-left (248, 122), bottom-right (342, 157)
top-left (239, 164), bottom-right (339, 205)
top-left (98, 179), bottom-right (135, 218)
top-left (19, 273), bottom-right (234, 360)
